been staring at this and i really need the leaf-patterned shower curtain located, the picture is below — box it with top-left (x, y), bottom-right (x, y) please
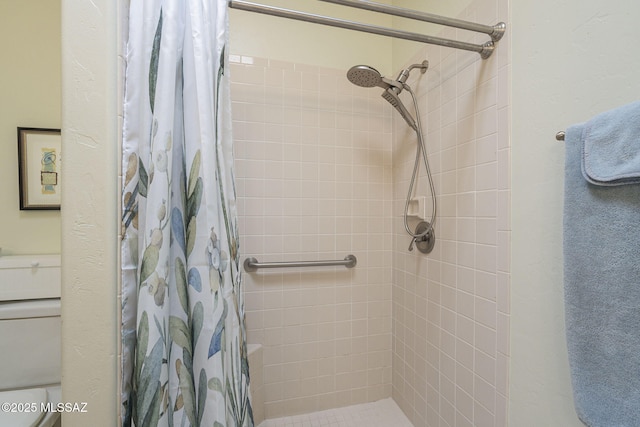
top-left (120, 1), bottom-right (253, 426)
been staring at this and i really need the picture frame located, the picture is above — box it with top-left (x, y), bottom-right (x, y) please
top-left (17, 127), bottom-right (62, 210)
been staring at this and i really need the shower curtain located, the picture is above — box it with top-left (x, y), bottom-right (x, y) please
top-left (120, 1), bottom-right (253, 426)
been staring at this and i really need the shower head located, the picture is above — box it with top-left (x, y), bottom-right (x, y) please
top-left (382, 89), bottom-right (417, 131)
top-left (346, 65), bottom-right (400, 91)
top-left (347, 62), bottom-right (428, 132)
top-left (346, 65), bottom-right (386, 88)
top-left (347, 61), bottom-right (428, 90)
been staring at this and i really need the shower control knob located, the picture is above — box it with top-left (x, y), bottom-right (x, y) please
top-left (408, 235), bottom-right (426, 251)
top-left (408, 237), bottom-right (417, 252)
top-left (409, 221), bottom-right (436, 254)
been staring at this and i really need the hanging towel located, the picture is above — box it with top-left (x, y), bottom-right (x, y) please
top-left (564, 107), bottom-right (640, 427)
top-left (582, 101), bottom-right (640, 186)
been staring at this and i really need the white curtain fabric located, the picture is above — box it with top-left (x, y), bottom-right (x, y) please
top-left (120, 1), bottom-right (252, 426)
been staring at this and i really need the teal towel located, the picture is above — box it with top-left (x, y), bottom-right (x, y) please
top-left (582, 101), bottom-right (640, 185)
top-left (564, 122), bottom-right (640, 427)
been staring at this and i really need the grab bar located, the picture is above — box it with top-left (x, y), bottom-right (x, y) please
top-left (244, 255), bottom-right (357, 272)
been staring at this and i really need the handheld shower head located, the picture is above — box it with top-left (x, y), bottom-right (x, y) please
top-left (382, 89), bottom-right (417, 131)
top-left (346, 62), bottom-right (428, 132)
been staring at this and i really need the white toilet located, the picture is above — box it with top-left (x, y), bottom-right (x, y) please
top-left (0, 255), bottom-right (62, 427)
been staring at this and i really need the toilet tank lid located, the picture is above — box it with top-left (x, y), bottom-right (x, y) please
top-left (0, 254), bottom-right (60, 269)
top-left (0, 298), bottom-right (61, 320)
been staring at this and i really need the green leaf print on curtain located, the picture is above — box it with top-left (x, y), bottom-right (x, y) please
top-left (120, 1), bottom-right (253, 426)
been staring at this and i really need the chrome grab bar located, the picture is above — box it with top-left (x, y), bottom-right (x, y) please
top-left (243, 255), bottom-right (357, 272)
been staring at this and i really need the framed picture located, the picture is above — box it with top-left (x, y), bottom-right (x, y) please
top-left (17, 127), bottom-right (62, 210)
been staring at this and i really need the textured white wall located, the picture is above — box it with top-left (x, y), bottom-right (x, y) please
top-left (60, 0), bottom-right (119, 425)
top-left (510, 2), bottom-right (640, 425)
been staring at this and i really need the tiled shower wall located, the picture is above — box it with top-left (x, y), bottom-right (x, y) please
top-left (231, 56), bottom-right (394, 419)
top-left (390, 2), bottom-right (510, 426)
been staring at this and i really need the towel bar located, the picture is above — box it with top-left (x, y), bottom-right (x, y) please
top-left (556, 131), bottom-right (565, 141)
top-left (244, 255), bottom-right (357, 272)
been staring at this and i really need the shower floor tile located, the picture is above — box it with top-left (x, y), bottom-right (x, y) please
top-left (258, 398), bottom-right (412, 427)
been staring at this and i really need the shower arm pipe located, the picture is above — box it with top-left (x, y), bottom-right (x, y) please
top-left (228, 0), bottom-right (496, 59)
top-left (318, 0), bottom-right (506, 42)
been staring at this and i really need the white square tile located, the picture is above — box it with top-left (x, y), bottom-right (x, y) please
top-left (232, 0), bottom-right (510, 418)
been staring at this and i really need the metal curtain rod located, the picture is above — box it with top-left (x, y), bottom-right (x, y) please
top-left (318, 0), bottom-right (505, 42)
top-left (228, 0), bottom-right (498, 59)
top-left (244, 255), bottom-right (357, 272)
